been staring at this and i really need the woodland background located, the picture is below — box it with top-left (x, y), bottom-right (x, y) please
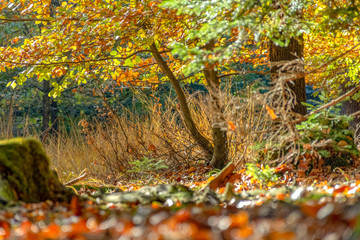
top-left (2, 1), bottom-right (360, 239)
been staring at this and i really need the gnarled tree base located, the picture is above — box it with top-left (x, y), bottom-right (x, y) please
top-left (0, 138), bottom-right (74, 204)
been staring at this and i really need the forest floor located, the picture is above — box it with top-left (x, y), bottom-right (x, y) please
top-left (1, 163), bottom-right (360, 240)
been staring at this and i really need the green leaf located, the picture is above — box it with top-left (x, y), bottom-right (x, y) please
top-left (318, 150), bottom-right (331, 158)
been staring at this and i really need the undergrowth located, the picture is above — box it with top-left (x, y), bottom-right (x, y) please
top-left (2, 85), bottom-right (359, 185)
top-left (74, 85), bottom-right (267, 184)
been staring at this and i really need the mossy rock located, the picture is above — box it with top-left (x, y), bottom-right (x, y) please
top-left (0, 138), bottom-right (74, 204)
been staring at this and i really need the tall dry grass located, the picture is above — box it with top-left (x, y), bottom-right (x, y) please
top-left (0, 85), bottom-right (270, 184)
top-left (75, 85), bottom-right (269, 183)
top-left (0, 115), bottom-right (101, 183)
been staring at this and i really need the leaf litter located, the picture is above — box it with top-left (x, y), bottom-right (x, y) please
top-left (1, 163), bottom-right (360, 239)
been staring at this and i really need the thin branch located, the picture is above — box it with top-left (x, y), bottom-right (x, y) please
top-left (286, 84), bottom-right (360, 126)
top-left (0, 18), bottom-right (51, 22)
top-left (308, 43), bottom-right (360, 75)
top-left (219, 43), bottom-right (360, 79)
top-left (0, 50), bottom-right (168, 66)
top-left (0, 17), bottom-right (105, 23)
top-left (62, 83), bottom-right (85, 93)
top-left (28, 83), bottom-right (43, 92)
top-left (218, 70), bottom-right (269, 78)
top-left (64, 172), bottom-right (87, 186)
top-left (177, 71), bottom-right (201, 81)
top-left (350, 110), bottom-right (360, 118)
top-left (306, 84), bottom-right (360, 117)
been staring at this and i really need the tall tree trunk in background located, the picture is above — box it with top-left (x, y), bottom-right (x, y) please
top-left (270, 37), bottom-right (307, 115)
top-left (340, 82), bottom-right (360, 134)
top-left (51, 99), bottom-right (58, 133)
top-left (42, 0), bottom-right (60, 135)
top-left (42, 80), bottom-right (51, 133)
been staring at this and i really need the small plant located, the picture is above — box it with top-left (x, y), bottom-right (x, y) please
top-left (127, 156), bottom-right (168, 176)
top-left (296, 109), bottom-right (359, 170)
top-left (256, 91), bottom-right (360, 174)
top-left (245, 163), bottom-right (279, 187)
top-left (296, 93), bottom-right (360, 170)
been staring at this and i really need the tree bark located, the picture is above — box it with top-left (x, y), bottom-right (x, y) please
top-left (42, 0), bottom-right (60, 136)
top-left (51, 99), bottom-right (58, 133)
top-left (340, 82), bottom-right (360, 132)
top-left (0, 138), bottom-right (74, 203)
top-left (42, 80), bottom-right (51, 133)
top-left (149, 42), bottom-right (214, 160)
top-left (203, 41), bottom-right (227, 169)
top-left (270, 37), bottom-right (307, 115)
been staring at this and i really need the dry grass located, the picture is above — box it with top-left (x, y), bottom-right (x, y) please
top-left (74, 85), bottom-right (269, 183)
top-left (0, 85), bottom-right (270, 184)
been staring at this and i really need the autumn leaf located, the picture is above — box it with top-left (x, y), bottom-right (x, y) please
top-left (265, 105), bottom-right (277, 120)
top-left (228, 121), bottom-right (236, 131)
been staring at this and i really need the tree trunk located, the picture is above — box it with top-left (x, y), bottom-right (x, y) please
top-left (204, 41), bottom-right (227, 169)
top-left (270, 37), bottom-right (307, 115)
top-left (149, 42), bottom-right (214, 160)
top-left (42, 0), bottom-right (60, 136)
top-left (340, 82), bottom-right (360, 132)
top-left (0, 138), bottom-right (74, 203)
top-left (51, 99), bottom-right (58, 133)
top-left (42, 80), bottom-right (51, 133)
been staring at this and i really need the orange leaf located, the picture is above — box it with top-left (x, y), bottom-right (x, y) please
top-left (13, 37), bottom-right (19, 44)
top-left (268, 230), bottom-right (296, 240)
top-left (70, 196), bottom-right (82, 216)
top-left (301, 202), bottom-right (326, 217)
top-left (148, 144), bottom-right (157, 153)
top-left (265, 105), bottom-right (277, 120)
top-left (337, 140), bottom-right (348, 147)
top-left (231, 226), bottom-right (254, 238)
top-left (228, 121), bottom-right (236, 131)
top-left (0, 221), bottom-right (10, 238)
top-left (39, 223), bottom-right (61, 239)
top-left (303, 143), bottom-right (311, 150)
top-left (230, 211), bottom-right (249, 228)
top-left (151, 201), bottom-right (162, 209)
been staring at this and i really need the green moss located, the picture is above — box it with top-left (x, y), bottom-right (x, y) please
top-left (0, 138), bottom-right (74, 203)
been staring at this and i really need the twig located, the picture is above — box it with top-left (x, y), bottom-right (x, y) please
top-left (350, 110), bottom-right (360, 118)
top-left (306, 84), bottom-right (360, 117)
top-left (309, 43), bottom-right (360, 75)
top-left (65, 172), bottom-right (87, 186)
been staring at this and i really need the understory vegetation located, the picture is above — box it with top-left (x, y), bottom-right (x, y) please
top-left (1, 84), bottom-right (269, 184)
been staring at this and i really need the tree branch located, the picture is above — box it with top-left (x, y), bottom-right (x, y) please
top-left (0, 17), bottom-right (105, 23)
top-left (218, 70), bottom-right (269, 78)
top-left (291, 84), bottom-right (360, 125)
top-left (306, 84), bottom-right (360, 117)
top-left (308, 43), bottom-right (360, 75)
top-left (0, 50), bottom-right (168, 66)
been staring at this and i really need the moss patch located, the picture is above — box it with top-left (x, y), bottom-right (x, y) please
top-left (0, 138), bottom-right (74, 203)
